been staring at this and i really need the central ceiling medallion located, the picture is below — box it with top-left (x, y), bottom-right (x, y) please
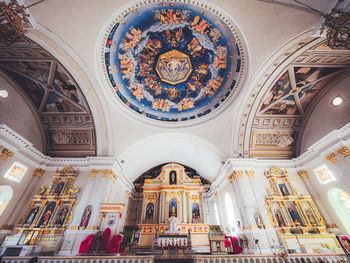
top-left (103, 1), bottom-right (247, 124)
top-left (156, 50), bottom-right (193, 85)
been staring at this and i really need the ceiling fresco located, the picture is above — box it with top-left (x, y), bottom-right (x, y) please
top-left (105, 2), bottom-right (243, 122)
top-left (0, 40), bottom-right (96, 157)
top-left (259, 66), bottom-right (345, 116)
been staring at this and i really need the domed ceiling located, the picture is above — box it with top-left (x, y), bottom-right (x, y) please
top-left (103, 1), bottom-right (246, 123)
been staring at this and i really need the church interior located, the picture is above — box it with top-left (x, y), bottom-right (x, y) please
top-left (0, 0), bottom-right (350, 262)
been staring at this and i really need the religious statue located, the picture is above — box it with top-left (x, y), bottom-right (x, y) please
top-left (306, 208), bottom-right (316, 225)
top-left (279, 183), bottom-right (289, 196)
top-left (288, 207), bottom-right (302, 226)
top-left (55, 182), bottom-right (65, 195)
top-left (80, 205), bottom-right (92, 228)
top-left (25, 207), bottom-right (39, 225)
top-left (40, 205), bottom-right (54, 227)
top-left (55, 207), bottom-right (68, 226)
top-left (145, 203), bottom-right (154, 219)
top-left (275, 210), bottom-right (285, 227)
top-left (169, 199), bottom-right (177, 217)
top-left (169, 170), bottom-right (177, 185)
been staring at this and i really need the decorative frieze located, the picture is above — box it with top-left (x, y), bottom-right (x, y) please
top-left (0, 147), bottom-right (14, 160)
top-left (325, 152), bottom-right (338, 164)
top-left (336, 145), bottom-right (350, 158)
top-left (33, 168), bottom-right (45, 178)
top-left (297, 170), bottom-right (309, 179)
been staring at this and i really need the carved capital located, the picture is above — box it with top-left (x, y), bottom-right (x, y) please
top-left (0, 148), bottom-right (14, 160)
top-left (102, 169), bottom-right (117, 182)
top-left (228, 170), bottom-right (243, 183)
top-left (336, 146), bottom-right (350, 158)
top-left (297, 170), bottom-right (309, 179)
top-left (325, 152), bottom-right (338, 164)
top-left (90, 169), bottom-right (99, 178)
top-left (245, 170), bottom-right (255, 179)
top-left (125, 190), bottom-right (131, 198)
top-left (33, 168), bottom-right (45, 178)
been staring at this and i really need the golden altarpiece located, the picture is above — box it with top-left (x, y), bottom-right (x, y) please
top-left (2, 165), bottom-right (79, 254)
top-left (137, 163), bottom-right (209, 247)
top-left (265, 166), bottom-right (342, 253)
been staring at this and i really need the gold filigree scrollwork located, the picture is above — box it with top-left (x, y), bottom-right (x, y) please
top-left (0, 148), bottom-right (14, 160)
top-left (33, 168), bottom-right (45, 178)
top-left (297, 170), bottom-right (309, 179)
top-left (90, 169), bottom-right (99, 178)
top-left (325, 152), bottom-right (338, 164)
top-left (336, 146), bottom-right (350, 158)
top-left (125, 190), bottom-right (131, 198)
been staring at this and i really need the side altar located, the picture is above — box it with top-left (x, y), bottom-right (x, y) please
top-left (135, 163), bottom-right (209, 249)
top-left (1, 165), bottom-right (80, 255)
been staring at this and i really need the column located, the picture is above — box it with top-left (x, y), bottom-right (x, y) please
top-left (182, 191), bottom-right (187, 223)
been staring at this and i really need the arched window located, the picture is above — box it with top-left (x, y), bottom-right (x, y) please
top-left (214, 203), bottom-right (220, 225)
top-left (328, 188), bottom-right (350, 234)
top-left (339, 191), bottom-right (350, 215)
top-left (0, 185), bottom-right (13, 216)
top-left (225, 193), bottom-right (238, 236)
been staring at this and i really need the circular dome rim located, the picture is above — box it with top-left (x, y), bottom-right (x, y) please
top-left (97, 0), bottom-right (250, 128)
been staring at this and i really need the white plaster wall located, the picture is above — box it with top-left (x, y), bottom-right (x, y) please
top-left (0, 75), bottom-right (44, 152)
top-left (300, 73), bottom-right (350, 153)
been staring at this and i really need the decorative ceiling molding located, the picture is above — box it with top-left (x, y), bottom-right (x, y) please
top-left (0, 39), bottom-right (97, 157)
top-left (238, 37), bottom-right (350, 159)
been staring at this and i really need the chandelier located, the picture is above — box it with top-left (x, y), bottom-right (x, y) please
top-left (321, 9), bottom-right (350, 49)
top-left (0, 0), bottom-right (30, 45)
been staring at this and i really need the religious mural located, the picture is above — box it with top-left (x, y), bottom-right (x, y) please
top-left (0, 41), bottom-right (96, 158)
top-left (105, 2), bottom-right (243, 122)
top-left (259, 66), bottom-right (345, 116)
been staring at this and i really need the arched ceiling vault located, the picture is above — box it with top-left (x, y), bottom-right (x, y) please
top-left (0, 38), bottom-right (97, 157)
top-left (237, 37), bottom-right (350, 159)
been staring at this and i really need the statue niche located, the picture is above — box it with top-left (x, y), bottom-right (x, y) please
top-left (37, 201), bottom-right (56, 227)
top-left (80, 205), bottom-right (92, 229)
top-left (24, 206), bottom-right (39, 226)
top-left (169, 198), bottom-right (178, 217)
top-left (169, 170), bottom-right (177, 185)
top-left (145, 203), bottom-right (154, 219)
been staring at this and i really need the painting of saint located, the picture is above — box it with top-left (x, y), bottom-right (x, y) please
top-left (169, 198), bottom-right (177, 217)
top-left (80, 205), bottom-right (92, 228)
top-left (24, 207), bottom-right (39, 225)
top-left (169, 170), bottom-right (177, 185)
top-left (278, 183), bottom-right (290, 196)
top-left (38, 202), bottom-right (56, 227)
top-left (192, 203), bottom-right (200, 219)
top-left (145, 203), bottom-right (154, 219)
